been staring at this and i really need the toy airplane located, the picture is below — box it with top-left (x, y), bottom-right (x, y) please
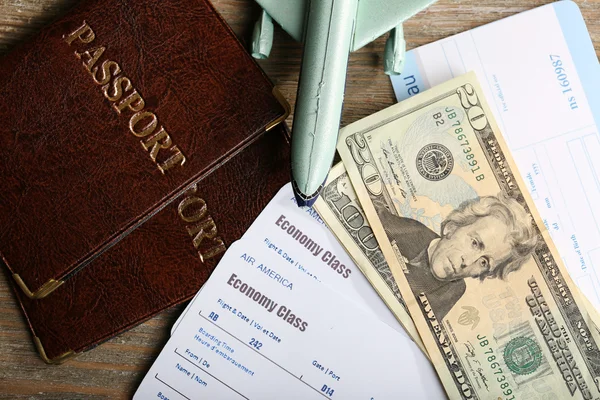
top-left (251, 0), bottom-right (437, 207)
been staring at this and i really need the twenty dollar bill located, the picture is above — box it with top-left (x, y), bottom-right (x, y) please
top-left (337, 72), bottom-right (600, 399)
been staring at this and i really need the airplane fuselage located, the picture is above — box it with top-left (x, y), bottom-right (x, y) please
top-left (291, 0), bottom-right (358, 205)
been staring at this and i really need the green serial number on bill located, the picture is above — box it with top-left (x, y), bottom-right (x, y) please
top-left (477, 334), bottom-right (515, 400)
top-left (432, 108), bottom-right (485, 181)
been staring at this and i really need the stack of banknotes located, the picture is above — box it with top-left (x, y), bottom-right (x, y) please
top-left (314, 72), bottom-right (600, 399)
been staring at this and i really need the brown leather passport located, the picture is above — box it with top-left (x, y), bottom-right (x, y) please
top-left (0, 0), bottom-right (288, 298)
top-left (12, 123), bottom-right (291, 364)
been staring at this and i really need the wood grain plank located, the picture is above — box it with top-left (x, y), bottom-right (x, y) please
top-left (0, 0), bottom-right (598, 398)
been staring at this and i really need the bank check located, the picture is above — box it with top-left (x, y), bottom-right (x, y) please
top-left (173, 184), bottom-right (422, 346)
top-left (391, 1), bottom-right (600, 309)
top-left (134, 240), bottom-right (444, 399)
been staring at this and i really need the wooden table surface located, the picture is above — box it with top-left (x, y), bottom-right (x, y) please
top-left (0, 0), bottom-right (599, 398)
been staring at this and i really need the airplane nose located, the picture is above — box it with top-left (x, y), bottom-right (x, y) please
top-left (292, 176), bottom-right (325, 208)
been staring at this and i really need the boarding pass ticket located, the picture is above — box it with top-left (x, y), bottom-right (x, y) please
top-left (134, 239), bottom-right (444, 399)
top-left (173, 184), bottom-right (410, 338)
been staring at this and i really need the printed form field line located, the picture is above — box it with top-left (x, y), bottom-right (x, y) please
top-left (441, 40), bottom-right (466, 78)
top-left (577, 275), bottom-right (600, 306)
top-left (199, 311), bottom-right (330, 399)
top-left (466, 31), bottom-right (512, 143)
top-left (535, 145), bottom-right (570, 231)
top-left (567, 138), bottom-right (600, 238)
top-left (566, 137), bottom-right (600, 299)
top-left (453, 39), bottom-right (468, 75)
top-left (531, 148), bottom-right (561, 230)
top-left (173, 348), bottom-right (248, 400)
top-left (154, 374), bottom-right (191, 400)
top-left (582, 133), bottom-right (600, 189)
top-left (586, 247), bottom-right (600, 304)
top-left (513, 124), bottom-right (596, 152)
top-left (441, 43), bottom-right (454, 78)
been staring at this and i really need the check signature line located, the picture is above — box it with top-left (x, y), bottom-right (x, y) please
top-left (173, 348), bottom-right (248, 400)
top-left (199, 311), bottom-right (330, 399)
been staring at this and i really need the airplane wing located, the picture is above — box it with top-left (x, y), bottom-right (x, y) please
top-left (352, 0), bottom-right (437, 51)
top-left (254, 0), bottom-right (436, 50)
top-left (254, 0), bottom-right (308, 42)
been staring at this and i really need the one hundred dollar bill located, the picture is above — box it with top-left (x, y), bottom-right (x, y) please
top-left (337, 72), bottom-right (600, 399)
top-left (314, 162), bottom-right (427, 355)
